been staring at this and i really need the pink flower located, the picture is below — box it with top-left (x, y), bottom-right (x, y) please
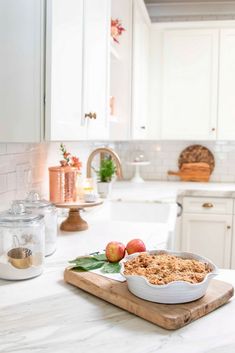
top-left (71, 156), bottom-right (82, 171)
top-left (59, 143), bottom-right (82, 171)
top-left (111, 18), bottom-right (125, 44)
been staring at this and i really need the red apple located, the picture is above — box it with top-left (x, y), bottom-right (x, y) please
top-left (105, 241), bottom-right (126, 263)
top-left (126, 239), bottom-right (146, 255)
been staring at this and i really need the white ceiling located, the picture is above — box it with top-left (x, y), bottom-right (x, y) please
top-left (145, 0), bottom-right (235, 3)
top-left (145, 0), bottom-right (235, 20)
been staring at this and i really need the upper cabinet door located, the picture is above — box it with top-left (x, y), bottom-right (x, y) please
top-left (45, 0), bottom-right (85, 141)
top-left (83, 0), bottom-right (110, 140)
top-left (218, 29), bottom-right (235, 140)
top-left (161, 29), bottom-right (219, 140)
top-left (132, 0), bottom-right (151, 140)
top-left (0, 0), bottom-right (44, 143)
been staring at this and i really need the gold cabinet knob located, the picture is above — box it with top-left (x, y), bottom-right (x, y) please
top-left (202, 202), bottom-right (214, 208)
top-left (211, 128), bottom-right (216, 132)
top-left (85, 112), bottom-right (97, 120)
top-left (227, 225), bottom-right (231, 230)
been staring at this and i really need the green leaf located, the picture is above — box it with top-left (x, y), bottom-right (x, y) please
top-left (92, 253), bottom-right (107, 261)
top-left (69, 254), bottom-right (120, 273)
top-left (70, 267), bottom-right (86, 273)
top-left (101, 262), bottom-right (121, 274)
top-left (69, 256), bottom-right (93, 264)
top-left (69, 257), bottom-right (105, 271)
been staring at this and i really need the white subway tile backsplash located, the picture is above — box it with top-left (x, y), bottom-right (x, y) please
top-left (0, 143), bottom-right (49, 209)
top-left (0, 144), bottom-right (6, 154)
top-left (0, 174), bottom-right (8, 193)
top-left (115, 141), bottom-right (235, 183)
top-left (7, 172), bottom-right (17, 191)
top-left (0, 140), bottom-right (235, 209)
top-left (6, 143), bottom-right (30, 154)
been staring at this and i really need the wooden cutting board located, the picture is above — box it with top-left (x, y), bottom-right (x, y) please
top-left (178, 145), bottom-right (215, 173)
top-left (168, 162), bottom-right (211, 182)
top-left (64, 269), bottom-right (234, 330)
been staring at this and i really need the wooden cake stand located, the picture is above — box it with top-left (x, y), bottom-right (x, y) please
top-left (56, 200), bottom-right (103, 232)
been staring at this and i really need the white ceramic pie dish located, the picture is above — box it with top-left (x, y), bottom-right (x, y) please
top-left (120, 250), bottom-right (218, 304)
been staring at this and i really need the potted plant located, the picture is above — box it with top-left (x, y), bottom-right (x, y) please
top-left (96, 157), bottom-right (116, 198)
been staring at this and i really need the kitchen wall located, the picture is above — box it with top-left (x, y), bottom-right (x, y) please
top-left (43, 141), bottom-right (109, 196)
top-left (0, 142), bottom-right (89, 211)
top-left (115, 141), bottom-right (235, 183)
top-left (0, 143), bottom-right (48, 211)
top-left (1, 140), bottom-right (235, 210)
top-left (0, 141), bottom-right (112, 210)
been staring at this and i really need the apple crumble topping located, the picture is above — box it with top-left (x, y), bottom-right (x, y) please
top-left (123, 253), bottom-right (212, 285)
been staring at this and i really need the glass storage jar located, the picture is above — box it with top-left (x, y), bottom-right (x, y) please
top-left (0, 202), bottom-right (45, 280)
top-left (21, 191), bottom-right (57, 256)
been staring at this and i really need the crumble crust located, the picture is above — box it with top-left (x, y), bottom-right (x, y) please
top-left (123, 253), bottom-right (212, 285)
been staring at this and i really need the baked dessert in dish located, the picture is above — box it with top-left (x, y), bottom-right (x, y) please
top-left (120, 250), bottom-right (218, 304)
top-left (123, 253), bottom-right (212, 285)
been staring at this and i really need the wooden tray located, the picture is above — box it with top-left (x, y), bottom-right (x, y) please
top-left (64, 269), bottom-right (234, 330)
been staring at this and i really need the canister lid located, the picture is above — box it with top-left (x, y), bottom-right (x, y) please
top-left (0, 202), bottom-right (44, 224)
top-left (22, 191), bottom-right (54, 209)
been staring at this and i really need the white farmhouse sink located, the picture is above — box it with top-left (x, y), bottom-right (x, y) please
top-left (86, 201), bottom-right (174, 225)
top-left (84, 200), bottom-right (177, 250)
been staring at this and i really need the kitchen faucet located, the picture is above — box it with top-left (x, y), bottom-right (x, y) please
top-left (86, 147), bottom-right (123, 179)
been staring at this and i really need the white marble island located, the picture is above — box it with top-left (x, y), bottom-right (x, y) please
top-left (2, 180), bottom-right (235, 353)
top-left (1, 225), bottom-right (235, 353)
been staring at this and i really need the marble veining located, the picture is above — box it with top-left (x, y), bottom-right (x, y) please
top-left (1, 230), bottom-right (235, 353)
top-left (1, 181), bottom-right (235, 352)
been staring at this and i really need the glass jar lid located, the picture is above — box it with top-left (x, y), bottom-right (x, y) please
top-left (22, 191), bottom-right (54, 209)
top-left (0, 202), bottom-right (44, 224)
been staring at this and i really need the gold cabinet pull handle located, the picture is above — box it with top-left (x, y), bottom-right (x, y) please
top-left (202, 203), bottom-right (214, 208)
top-left (85, 112), bottom-right (97, 120)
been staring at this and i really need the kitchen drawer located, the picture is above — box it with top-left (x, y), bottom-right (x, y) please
top-left (183, 197), bottom-right (233, 215)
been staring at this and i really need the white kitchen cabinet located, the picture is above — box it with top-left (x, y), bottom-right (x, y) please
top-left (83, 0), bottom-right (110, 140)
top-left (0, 0), bottom-right (44, 142)
top-left (182, 197), bottom-right (233, 215)
top-left (181, 196), bottom-right (233, 268)
top-left (46, 0), bottom-right (110, 141)
top-left (218, 29), bottom-right (235, 140)
top-left (110, 0), bottom-right (151, 140)
top-left (132, 0), bottom-right (151, 139)
top-left (231, 201), bottom-right (235, 269)
top-left (46, 0), bottom-right (85, 141)
top-left (161, 29), bottom-right (218, 140)
top-left (182, 213), bottom-right (232, 268)
top-left (109, 0), bottom-right (133, 140)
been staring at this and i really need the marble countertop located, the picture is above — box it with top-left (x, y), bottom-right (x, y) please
top-left (1, 225), bottom-right (235, 353)
top-left (111, 181), bottom-right (235, 202)
top-left (2, 181), bottom-right (235, 352)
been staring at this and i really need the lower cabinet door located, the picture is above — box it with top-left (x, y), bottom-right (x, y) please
top-left (182, 213), bottom-right (232, 268)
top-left (231, 217), bottom-right (235, 269)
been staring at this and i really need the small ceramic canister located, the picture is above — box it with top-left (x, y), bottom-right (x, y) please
top-left (0, 202), bottom-right (45, 280)
top-left (20, 191), bottom-right (57, 256)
